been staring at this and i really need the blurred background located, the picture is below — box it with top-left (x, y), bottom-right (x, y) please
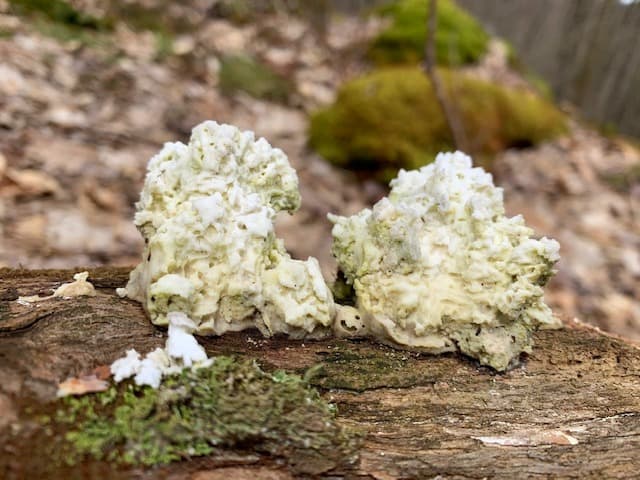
top-left (0, 0), bottom-right (638, 339)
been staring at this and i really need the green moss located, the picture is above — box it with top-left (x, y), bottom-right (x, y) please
top-left (8, 0), bottom-right (111, 30)
top-left (8, 0), bottom-right (114, 46)
top-left (104, 1), bottom-right (195, 35)
top-left (211, 0), bottom-right (255, 24)
top-left (331, 270), bottom-right (356, 306)
top-left (29, 17), bottom-right (111, 46)
top-left (8, 0), bottom-right (188, 50)
top-left (308, 341), bottom-right (444, 392)
top-left (309, 67), bottom-right (567, 181)
top-left (210, 0), bottom-right (315, 24)
top-left (0, 28), bottom-right (15, 38)
top-left (601, 163), bottom-right (640, 193)
top-left (369, 0), bottom-right (489, 67)
top-left (219, 54), bottom-right (292, 104)
top-left (53, 357), bottom-right (355, 473)
top-left (154, 30), bottom-right (174, 61)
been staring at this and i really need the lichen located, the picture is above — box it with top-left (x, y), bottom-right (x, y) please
top-left (309, 67), bottom-right (567, 181)
top-left (55, 357), bottom-right (356, 473)
top-left (329, 152), bottom-right (561, 371)
top-left (119, 121), bottom-right (334, 339)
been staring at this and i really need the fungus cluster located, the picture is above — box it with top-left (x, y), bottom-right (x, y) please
top-left (330, 152), bottom-right (560, 370)
top-left (117, 121), bottom-right (334, 339)
top-left (116, 122), bottom-right (560, 375)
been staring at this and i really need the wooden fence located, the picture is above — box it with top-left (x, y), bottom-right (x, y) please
top-left (457, 0), bottom-right (640, 138)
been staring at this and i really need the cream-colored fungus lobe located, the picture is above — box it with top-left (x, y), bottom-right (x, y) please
top-left (117, 120), bottom-right (559, 377)
top-left (118, 121), bottom-right (335, 339)
top-left (329, 152), bottom-right (560, 371)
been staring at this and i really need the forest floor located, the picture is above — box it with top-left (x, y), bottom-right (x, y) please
top-left (0, 2), bottom-right (639, 339)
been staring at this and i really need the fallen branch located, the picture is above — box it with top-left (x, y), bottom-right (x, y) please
top-left (0, 267), bottom-right (639, 478)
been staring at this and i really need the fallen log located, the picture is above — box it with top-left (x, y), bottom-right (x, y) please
top-left (0, 267), bottom-right (639, 479)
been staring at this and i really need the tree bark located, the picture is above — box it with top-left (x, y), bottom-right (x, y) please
top-left (1, 267), bottom-right (639, 479)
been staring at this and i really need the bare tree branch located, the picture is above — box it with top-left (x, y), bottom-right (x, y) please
top-left (423, 0), bottom-right (468, 153)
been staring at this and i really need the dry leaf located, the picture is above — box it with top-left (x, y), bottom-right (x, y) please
top-left (92, 364), bottom-right (113, 381)
top-left (4, 168), bottom-right (60, 197)
top-left (57, 375), bottom-right (109, 397)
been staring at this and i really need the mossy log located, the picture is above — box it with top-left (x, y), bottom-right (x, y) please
top-left (1, 267), bottom-right (639, 479)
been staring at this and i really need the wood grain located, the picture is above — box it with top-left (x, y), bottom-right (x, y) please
top-left (1, 267), bottom-right (639, 479)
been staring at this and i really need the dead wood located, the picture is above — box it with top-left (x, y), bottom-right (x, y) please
top-left (0, 267), bottom-right (639, 479)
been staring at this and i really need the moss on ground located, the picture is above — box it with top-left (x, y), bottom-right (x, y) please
top-left (8, 0), bottom-right (114, 46)
top-left (8, 0), bottom-right (182, 52)
top-left (369, 0), bottom-right (489, 67)
top-left (309, 67), bottom-right (567, 181)
top-left (53, 356), bottom-right (356, 474)
top-left (601, 163), bottom-right (640, 193)
top-left (219, 54), bottom-right (292, 104)
top-left (8, 0), bottom-right (111, 30)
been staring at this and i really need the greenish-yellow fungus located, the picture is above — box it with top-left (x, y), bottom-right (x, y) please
top-left (118, 121), bottom-right (335, 339)
top-left (329, 152), bottom-right (561, 371)
top-left (56, 357), bottom-right (356, 472)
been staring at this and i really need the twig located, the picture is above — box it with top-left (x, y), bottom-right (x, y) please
top-left (423, 0), bottom-right (468, 152)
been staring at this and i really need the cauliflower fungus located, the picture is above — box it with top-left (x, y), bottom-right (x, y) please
top-left (118, 121), bottom-right (335, 339)
top-left (330, 152), bottom-right (560, 370)
top-left (117, 121), bottom-right (560, 375)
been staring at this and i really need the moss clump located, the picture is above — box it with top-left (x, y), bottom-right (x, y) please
top-left (8, 0), bottom-right (110, 30)
top-left (8, 0), bottom-right (189, 49)
top-left (309, 67), bottom-right (567, 180)
top-left (369, 0), bottom-right (489, 67)
top-left (219, 54), bottom-right (292, 104)
top-left (54, 357), bottom-right (355, 474)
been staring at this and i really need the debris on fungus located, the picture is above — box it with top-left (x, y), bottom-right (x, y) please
top-left (17, 271), bottom-right (96, 304)
top-left (329, 152), bottom-right (561, 371)
top-left (55, 357), bottom-right (356, 474)
top-left (118, 120), bottom-right (335, 339)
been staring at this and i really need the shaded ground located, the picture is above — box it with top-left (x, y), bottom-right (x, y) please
top-left (0, 2), bottom-right (639, 340)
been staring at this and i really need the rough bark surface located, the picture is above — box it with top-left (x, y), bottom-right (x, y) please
top-left (1, 267), bottom-right (639, 479)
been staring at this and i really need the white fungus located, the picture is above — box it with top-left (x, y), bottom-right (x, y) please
top-left (329, 152), bottom-right (561, 371)
top-left (118, 121), bottom-right (335, 339)
top-left (110, 312), bottom-right (213, 388)
top-left (110, 349), bottom-right (142, 383)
